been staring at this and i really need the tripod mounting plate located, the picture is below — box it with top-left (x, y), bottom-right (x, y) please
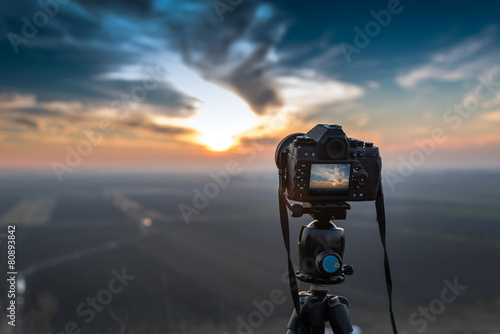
top-left (287, 201), bottom-right (351, 221)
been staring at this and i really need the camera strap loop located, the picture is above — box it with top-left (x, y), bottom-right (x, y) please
top-left (376, 181), bottom-right (398, 334)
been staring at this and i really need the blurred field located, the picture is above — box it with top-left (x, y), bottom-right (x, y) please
top-left (0, 169), bottom-right (499, 334)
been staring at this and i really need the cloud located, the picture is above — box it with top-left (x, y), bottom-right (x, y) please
top-left (396, 26), bottom-right (497, 89)
top-left (224, 44), bottom-right (283, 115)
top-left (162, 2), bottom-right (290, 115)
top-left (122, 117), bottom-right (194, 135)
top-left (276, 70), bottom-right (364, 112)
top-left (0, 93), bottom-right (194, 141)
top-left (481, 110), bottom-right (500, 122)
top-left (0, 94), bottom-right (37, 109)
top-left (0, 0), bottom-right (292, 120)
top-left (8, 116), bottom-right (40, 129)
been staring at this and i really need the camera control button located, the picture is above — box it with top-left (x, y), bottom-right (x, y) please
top-left (348, 138), bottom-right (358, 148)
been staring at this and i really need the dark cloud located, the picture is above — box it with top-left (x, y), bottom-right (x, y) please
top-left (10, 116), bottom-right (39, 129)
top-left (0, 0), bottom-right (192, 117)
top-left (0, 42), bottom-right (197, 117)
top-left (85, 79), bottom-right (199, 118)
top-left (15, 107), bottom-right (62, 116)
top-left (163, 2), bottom-right (289, 114)
top-left (1, 0), bottom-right (292, 116)
top-left (224, 44), bottom-right (282, 114)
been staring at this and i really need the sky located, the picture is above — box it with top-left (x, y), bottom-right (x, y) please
top-left (1, 0), bottom-right (500, 173)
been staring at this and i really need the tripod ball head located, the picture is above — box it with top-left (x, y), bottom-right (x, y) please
top-left (297, 219), bottom-right (348, 285)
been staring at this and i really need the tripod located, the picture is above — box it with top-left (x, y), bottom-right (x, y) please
top-left (286, 289), bottom-right (352, 334)
top-left (281, 202), bottom-right (355, 334)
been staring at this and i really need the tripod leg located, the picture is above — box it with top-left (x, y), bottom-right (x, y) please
top-left (326, 296), bottom-right (353, 334)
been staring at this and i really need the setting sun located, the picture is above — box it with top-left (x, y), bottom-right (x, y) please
top-left (199, 133), bottom-right (235, 152)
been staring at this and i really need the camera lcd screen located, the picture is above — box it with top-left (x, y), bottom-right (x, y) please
top-left (309, 164), bottom-right (350, 196)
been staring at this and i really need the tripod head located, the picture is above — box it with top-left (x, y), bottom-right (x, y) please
top-left (282, 200), bottom-right (354, 285)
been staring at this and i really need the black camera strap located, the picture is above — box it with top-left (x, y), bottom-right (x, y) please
top-left (278, 192), bottom-right (302, 321)
top-left (278, 151), bottom-right (302, 326)
top-left (375, 181), bottom-right (398, 334)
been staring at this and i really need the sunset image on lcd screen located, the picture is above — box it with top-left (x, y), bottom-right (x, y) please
top-left (309, 164), bottom-right (350, 196)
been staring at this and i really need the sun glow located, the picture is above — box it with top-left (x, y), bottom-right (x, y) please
top-left (154, 54), bottom-right (256, 152)
top-left (200, 133), bottom-right (236, 152)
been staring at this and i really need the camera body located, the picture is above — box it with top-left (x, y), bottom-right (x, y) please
top-left (277, 124), bottom-right (381, 203)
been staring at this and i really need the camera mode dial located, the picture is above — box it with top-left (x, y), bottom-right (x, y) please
top-left (294, 136), bottom-right (314, 146)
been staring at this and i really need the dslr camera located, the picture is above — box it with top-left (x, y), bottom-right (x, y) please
top-left (275, 124), bottom-right (381, 203)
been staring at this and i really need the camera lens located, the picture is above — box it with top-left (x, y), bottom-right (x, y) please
top-left (326, 139), bottom-right (346, 160)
